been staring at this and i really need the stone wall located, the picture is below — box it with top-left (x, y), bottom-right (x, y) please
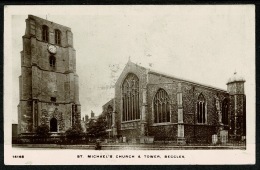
top-left (31, 68), bottom-right (79, 104)
top-left (145, 70), bottom-right (228, 142)
top-left (184, 124), bottom-right (216, 143)
top-left (18, 101), bottom-right (33, 133)
top-left (182, 82), bottom-right (227, 125)
top-left (227, 82), bottom-right (245, 95)
top-left (148, 124), bottom-right (178, 141)
top-left (182, 82), bottom-right (228, 142)
top-left (117, 128), bottom-right (141, 140)
top-left (38, 102), bottom-right (74, 133)
top-left (102, 99), bottom-right (114, 112)
top-left (26, 15), bottom-right (73, 48)
top-left (18, 99), bottom-right (79, 133)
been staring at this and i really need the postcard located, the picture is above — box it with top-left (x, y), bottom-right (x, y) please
top-left (4, 5), bottom-right (255, 165)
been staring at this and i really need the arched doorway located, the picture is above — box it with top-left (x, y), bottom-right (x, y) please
top-left (50, 118), bottom-right (58, 132)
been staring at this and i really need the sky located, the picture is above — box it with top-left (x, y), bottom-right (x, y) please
top-left (8, 5), bottom-right (255, 124)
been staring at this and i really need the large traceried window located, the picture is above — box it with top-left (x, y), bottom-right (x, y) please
top-left (153, 89), bottom-right (170, 123)
top-left (197, 93), bottom-right (206, 124)
top-left (122, 73), bottom-right (140, 121)
top-left (107, 105), bottom-right (113, 129)
top-left (42, 25), bottom-right (49, 42)
top-left (222, 98), bottom-right (229, 125)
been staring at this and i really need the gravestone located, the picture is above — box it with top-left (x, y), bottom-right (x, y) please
top-left (212, 134), bottom-right (218, 145)
top-left (220, 130), bottom-right (228, 144)
top-left (123, 136), bottom-right (126, 143)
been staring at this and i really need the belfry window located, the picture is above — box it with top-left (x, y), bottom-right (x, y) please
top-left (222, 98), bottom-right (229, 125)
top-left (42, 25), bottom-right (49, 42)
top-left (197, 93), bottom-right (206, 124)
top-left (55, 29), bottom-right (61, 45)
top-left (153, 89), bottom-right (170, 123)
top-left (49, 55), bottom-right (56, 69)
top-left (107, 105), bottom-right (113, 129)
top-left (122, 73), bottom-right (140, 121)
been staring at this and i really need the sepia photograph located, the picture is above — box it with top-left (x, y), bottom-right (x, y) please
top-left (4, 5), bottom-right (255, 165)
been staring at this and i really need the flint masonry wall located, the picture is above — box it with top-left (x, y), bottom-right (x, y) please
top-left (145, 71), bottom-right (228, 142)
top-left (146, 73), bottom-right (178, 141)
top-left (181, 82), bottom-right (228, 143)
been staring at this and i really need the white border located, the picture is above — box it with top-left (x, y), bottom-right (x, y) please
top-left (4, 5), bottom-right (255, 165)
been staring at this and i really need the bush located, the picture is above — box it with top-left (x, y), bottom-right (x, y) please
top-left (65, 125), bottom-right (84, 143)
top-left (35, 124), bottom-right (50, 138)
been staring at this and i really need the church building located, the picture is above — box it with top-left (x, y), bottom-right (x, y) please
top-left (102, 61), bottom-right (246, 144)
top-left (17, 15), bottom-right (81, 135)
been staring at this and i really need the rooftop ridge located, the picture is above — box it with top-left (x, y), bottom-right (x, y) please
top-left (127, 61), bottom-right (227, 92)
top-left (28, 15), bottom-right (71, 30)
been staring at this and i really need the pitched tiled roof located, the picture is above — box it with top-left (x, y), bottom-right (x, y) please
top-left (128, 61), bottom-right (227, 92)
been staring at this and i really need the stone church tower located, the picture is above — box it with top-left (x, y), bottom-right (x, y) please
top-left (18, 15), bottom-right (81, 135)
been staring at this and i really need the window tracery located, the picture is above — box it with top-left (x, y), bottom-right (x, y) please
top-left (197, 93), bottom-right (206, 124)
top-left (153, 89), bottom-right (170, 123)
top-left (122, 73), bottom-right (140, 121)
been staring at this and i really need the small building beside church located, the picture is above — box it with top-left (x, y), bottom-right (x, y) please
top-left (102, 61), bottom-right (246, 144)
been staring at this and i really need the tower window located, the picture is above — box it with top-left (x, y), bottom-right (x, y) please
top-left (42, 25), bottom-right (49, 42)
top-left (153, 89), bottom-right (170, 123)
top-left (50, 97), bottom-right (56, 102)
top-left (49, 55), bottom-right (56, 69)
top-left (55, 29), bottom-right (61, 45)
top-left (122, 73), bottom-right (140, 121)
top-left (197, 93), bottom-right (206, 124)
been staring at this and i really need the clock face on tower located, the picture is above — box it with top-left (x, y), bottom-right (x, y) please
top-left (48, 45), bottom-right (57, 54)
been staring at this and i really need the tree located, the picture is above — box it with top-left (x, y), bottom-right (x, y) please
top-left (35, 124), bottom-right (50, 143)
top-left (65, 124), bottom-right (84, 143)
top-left (87, 113), bottom-right (108, 140)
top-left (35, 124), bottom-right (50, 138)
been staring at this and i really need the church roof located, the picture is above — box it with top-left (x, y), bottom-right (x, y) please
top-left (227, 72), bottom-right (245, 84)
top-left (127, 61), bottom-right (227, 93)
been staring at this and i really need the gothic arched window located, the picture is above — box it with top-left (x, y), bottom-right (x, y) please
top-left (55, 29), bottom-right (61, 45)
top-left (42, 25), bottom-right (49, 42)
top-left (153, 89), bottom-right (170, 123)
top-left (197, 93), bottom-right (206, 124)
top-left (49, 55), bottom-right (56, 69)
top-left (122, 73), bottom-right (140, 121)
top-left (222, 98), bottom-right (229, 125)
top-left (107, 105), bottom-right (113, 129)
